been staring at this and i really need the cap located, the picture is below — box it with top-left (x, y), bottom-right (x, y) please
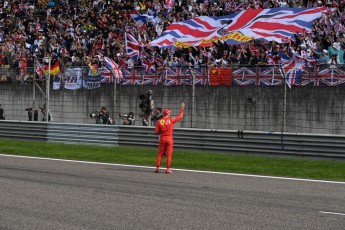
top-left (322, 49), bottom-right (327, 53)
top-left (299, 44), bottom-right (306, 48)
top-left (163, 109), bottom-right (171, 115)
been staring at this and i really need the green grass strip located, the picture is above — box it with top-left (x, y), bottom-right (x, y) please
top-left (0, 140), bottom-right (345, 181)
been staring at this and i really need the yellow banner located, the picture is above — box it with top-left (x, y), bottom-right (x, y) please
top-left (173, 32), bottom-right (253, 48)
top-left (38, 0), bottom-right (47, 5)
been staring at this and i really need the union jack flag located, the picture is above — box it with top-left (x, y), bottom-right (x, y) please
top-left (154, 54), bottom-right (165, 70)
top-left (316, 67), bottom-right (345, 86)
top-left (149, 7), bottom-right (328, 48)
top-left (294, 75), bottom-right (320, 86)
top-left (185, 67), bottom-right (208, 85)
top-left (142, 57), bottom-right (156, 73)
top-left (165, 0), bottom-right (174, 11)
top-left (100, 67), bottom-right (114, 84)
top-left (122, 68), bottom-right (159, 85)
top-left (267, 51), bottom-right (281, 65)
top-left (232, 67), bottom-right (256, 86)
top-left (258, 67), bottom-right (283, 86)
top-left (225, 1), bottom-right (232, 11)
top-left (165, 67), bottom-right (184, 86)
top-left (122, 68), bottom-right (141, 85)
top-left (36, 63), bottom-right (44, 79)
top-left (130, 10), bottom-right (161, 26)
top-left (130, 14), bottom-right (149, 26)
top-left (125, 33), bottom-right (142, 60)
top-left (295, 75), bottom-right (345, 86)
top-left (281, 53), bottom-right (306, 88)
top-left (104, 57), bottom-right (123, 81)
top-left (163, 67), bottom-right (207, 86)
top-left (232, 78), bottom-right (256, 86)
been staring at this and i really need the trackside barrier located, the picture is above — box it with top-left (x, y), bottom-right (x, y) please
top-left (47, 123), bottom-right (119, 146)
top-left (0, 121), bottom-right (345, 160)
top-left (0, 121), bottom-right (119, 146)
top-left (0, 120), bottom-right (48, 141)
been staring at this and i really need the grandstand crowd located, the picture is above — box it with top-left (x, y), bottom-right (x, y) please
top-left (0, 0), bottom-right (345, 76)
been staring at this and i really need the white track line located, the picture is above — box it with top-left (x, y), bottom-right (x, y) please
top-left (0, 153), bottom-right (345, 185)
top-left (319, 211), bottom-right (345, 216)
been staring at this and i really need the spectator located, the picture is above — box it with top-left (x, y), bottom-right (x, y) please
top-left (314, 49), bottom-right (330, 65)
top-left (142, 114), bottom-right (149, 126)
top-left (249, 51), bottom-right (259, 66)
top-left (122, 112), bottom-right (135, 125)
top-left (258, 52), bottom-right (268, 65)
top-left (328, 53), bottom-right (340, 67)
top-left (0, 0), bottom-right (343, 78)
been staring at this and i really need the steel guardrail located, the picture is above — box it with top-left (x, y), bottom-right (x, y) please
top-left (0, 121), bottom-right (344, 160)
top-left (0, 120), bottom-right (48, 141)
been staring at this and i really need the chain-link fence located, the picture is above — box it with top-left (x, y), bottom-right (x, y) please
top-left (1, 64), bottom-right (345, 134)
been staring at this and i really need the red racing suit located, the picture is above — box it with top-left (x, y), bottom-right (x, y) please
top-left (154, 108), bottom-right (184, 169)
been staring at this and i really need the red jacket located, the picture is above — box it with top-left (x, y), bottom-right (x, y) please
top-left (155, 108), bottom-right (184, 139)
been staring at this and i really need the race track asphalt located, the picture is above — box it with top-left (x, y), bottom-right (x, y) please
top-left (0, 154), bottom-right (344, 230)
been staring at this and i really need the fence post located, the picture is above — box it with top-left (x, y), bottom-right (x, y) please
top-left (32, 62), bottom-right (36, 108)
top-left (279, 65), bottom-right (287, 150)
top-left (113, 69), bottom-right (117, 122)
top-left (45, 58), bottom-right (50, 123)
top-left (189, 66), bottom-right (196, 128)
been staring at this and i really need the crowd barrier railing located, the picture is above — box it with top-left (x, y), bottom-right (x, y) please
top-left (1, 64), bottom-right (345, 87)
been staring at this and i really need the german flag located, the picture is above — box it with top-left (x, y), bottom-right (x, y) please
top-left (44, 60), bottom-right (60, 76)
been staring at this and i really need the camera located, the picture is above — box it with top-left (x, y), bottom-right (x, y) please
top-left (120, 112), bottom-right (134, 125)
top-left (90, 110), bottom-right (101, 118)
top-left (90, 110), bottom-right (104, 124)
top-left (90, 108), bottom-right (113, 125)
top-left (119, 113), bottom-right (128, 118)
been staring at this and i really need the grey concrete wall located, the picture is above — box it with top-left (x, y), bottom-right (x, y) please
top-left (0, 83), bottom-right (345, 134)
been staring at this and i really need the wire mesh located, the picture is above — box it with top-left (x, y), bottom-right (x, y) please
top-left (1, 65), bottom-right (345, 134)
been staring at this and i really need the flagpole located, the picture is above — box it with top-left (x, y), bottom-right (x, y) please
top-left (271, 65), bottom-right (275, 85)
top-left (279, 64), bottom-right (287, 150)
top-left (46, 57), bottom-right (51, 122)
top-left (189, 66), bottom-right (195, 128)
top-left (114, 69), bottom-right (117, 121)
top-left (124, 32), bottom-right (128, 57)
top-left (283, 73), bottom-right (286, 133)
top-left (33, 57), bottom-right (36, 108)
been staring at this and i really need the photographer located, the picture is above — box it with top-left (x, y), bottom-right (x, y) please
top-left (121, 112), bottom-right (135, 125)
top-left (40, 104), bottom-right (53, 122)
top-left (141, 114), bottom-right (149, 126)
top-left (25, 106), bottom-right (39, 121)
top-left (0, 104), bottom-right (5, 120)
top-left (151, 107), bottom-right (163, 126)
top-left (98, 107), bottom-right (113, 125)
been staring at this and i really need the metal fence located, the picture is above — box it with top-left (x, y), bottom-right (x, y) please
top-left (0, 121), bottom-right (344, 160)
top-left (1, 65), bottom-right (345, 134)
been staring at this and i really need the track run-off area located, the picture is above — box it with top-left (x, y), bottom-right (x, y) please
top-left (0, 154), bottom-right (344, 230)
